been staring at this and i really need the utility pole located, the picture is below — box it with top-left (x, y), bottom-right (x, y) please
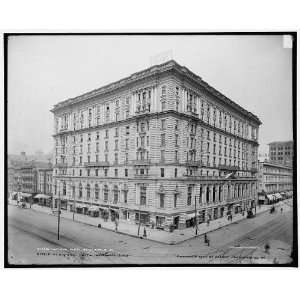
top-left (57, 189), bottom-right (61, 240)
top-left (194, 195), bottom-right (198, 235)
top-left (137, 205), bottom-right (141, 236)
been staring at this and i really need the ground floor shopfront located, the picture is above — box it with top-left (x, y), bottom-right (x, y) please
top-left (51, 197), bottom-right (256, 231)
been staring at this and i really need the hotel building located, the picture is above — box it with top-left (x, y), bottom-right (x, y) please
top-left (51, 60), bottom-right (261, 230)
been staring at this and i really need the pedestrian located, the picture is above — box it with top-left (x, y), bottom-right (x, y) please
top-left (115, 219), bottom-right (118, 232)
top-left (204, 233), bottom-right (208, 243)
top-left (281, 207), bottom-right (283, 214)
top-left (143, 227), bottom-right (147, 237)
top-left (207, 238), bottom-right (210, 247)
top-left (206, 219), bottom-right (210, 226)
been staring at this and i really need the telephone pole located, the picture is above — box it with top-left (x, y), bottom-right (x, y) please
top-left (57, 189), bottom-right (61, 240)
top-left (194, 195), bottom-right (198, 235)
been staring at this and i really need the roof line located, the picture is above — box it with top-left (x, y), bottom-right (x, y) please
top-left (51, 59), bottom-right (261, 124)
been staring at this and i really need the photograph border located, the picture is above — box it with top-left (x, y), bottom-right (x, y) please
top-left (3, 31), bottom-right (298, 268)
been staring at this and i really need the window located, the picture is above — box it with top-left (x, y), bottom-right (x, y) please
top-left (161, 168), bottom-right (165, 177)
top-left (126, 126), bottom-right (130, 135)
top-left (113, 185), bottom-right (118, 203)
top-left (105, 141), bottom-right (108, 151)
top-left (79, 169), bottom-right (82, 176)
top-left (104, 169), bottom-right (108, 177)
top-left (87, 155), bottom-right (90, 163)
top-left (187, 186), bottom-right (192, 205)
top-left (161, 119), bottom-right (166, 130)
top-left (160, 194), bottom-right (164, 208)
top-left (115, 139), bottom-right (118, 150)
top-left (88, 134), bottom-right (91, 142)
top-left (104, 185), bottom-right (108, 202)
top-left (79, 183), bottom-right (82, 198)
top-left (62, 182), bottom-right (66, 196)
top-left (115, 127), bottom-right (119, 137)
top-left (87, 169), bottom-right (90, 176)
top-left (86, 184), bottom-right (90, 199)
top-left (115, 169), bottom-right (118, 177)
top-left (175, 120), bottom-right (179, 130)
top-left (175, 134), bottom-right (178, 146)
top-left (95, 169), bottom-right (99, 176)
top-left (95, 184), bottom-right (99, 199)
top-left (125, 153), bottom-right (128, 163)
top-left (175, 150), bottom-right (178, 162)
top-left (161, 134), bottom-right (166, 146)
top-left (161, 150), bottom-right (165, 162)
top-left (174, 194), bottom-right (177, 208)
top-left (174, 168), bottom-right (177, 177)
top-left (140, 185), bottom-right (146, 205)
top-left (96, 142), bottom-right (99, 152)
top-left (125, 169), bottom-right (128, 177)
top-left (125, 139), bottom-right (129, 150)
top-left (105, 154), bottom-right (108, 162)
top-left (96, 154), bottom-right (99, 162)
top-left (114, 153), bottom-right (118, 163)
top-left (105, 129), bottom-right (109, 138)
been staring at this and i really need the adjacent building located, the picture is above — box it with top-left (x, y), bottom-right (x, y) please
top-left (258, 161), bottom-right (293, 204)
top-left (269, 140), bottom-right (293, 167)
top-left (51, 60), bottom-right (261, 230)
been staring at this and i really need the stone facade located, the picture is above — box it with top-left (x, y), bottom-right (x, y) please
top-left (51, 60), bottom-right (261, 229)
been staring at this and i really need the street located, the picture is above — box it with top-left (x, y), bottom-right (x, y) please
top-left (7, 199), bottom-right (294, 265)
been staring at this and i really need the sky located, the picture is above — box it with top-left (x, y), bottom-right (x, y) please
top-left (7, 34), bottom-right (293, 155)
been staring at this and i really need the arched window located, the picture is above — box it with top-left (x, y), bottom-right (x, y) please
top-left (86, 184), bottom-right (90, 199)
top-left (95, 184), bottom-right (99, 200)
top-left (104, 185), bottom-right (108, 202)
top-left (63, 181), bottom-right (66, 196)
top-left (113, 185), bottom-right (119, 204)
top-left (79, 183), bottom-right (82, 198)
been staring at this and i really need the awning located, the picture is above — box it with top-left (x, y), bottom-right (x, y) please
top-left (76, 204), bottom-right (88, 209)
top-left (88, 206), bottom-right (99, 211)
top-left (20, 192), bottom-right (32, 197)
top-left (185, 213), bottom-right (197, 219)
top-left (34, 194), bottom-right (51, 199)
top-left (267, 194), bottom-right (274, 200)
top-left (275, 193), bottom-right (282, 199)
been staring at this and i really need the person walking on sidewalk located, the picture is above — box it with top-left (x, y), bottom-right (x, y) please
top-left (281, 207), bottom-right (283, 214)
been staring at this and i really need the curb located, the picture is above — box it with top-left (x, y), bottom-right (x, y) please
top-left (9, 202), bottom-right (288, 246)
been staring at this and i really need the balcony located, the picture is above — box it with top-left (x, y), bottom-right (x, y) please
top-left (133, 159), bottom-right (151, 166)
top-left (186, 160), bottom-right (202, 167)
top-left (134, 174), bottom-right (149, 179)
top-left (84, 161), bottom-right (109, 167)
top-left (219, 165), bottom-right (240, 171)
top-left (55, 163), bottom-right (68, 168)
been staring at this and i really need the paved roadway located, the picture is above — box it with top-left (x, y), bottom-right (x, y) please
top-left (7, 200), bottom-right (294, 265)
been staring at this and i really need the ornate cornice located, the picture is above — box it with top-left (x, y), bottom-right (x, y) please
top-left (51, 60), bottom-right (261, 125)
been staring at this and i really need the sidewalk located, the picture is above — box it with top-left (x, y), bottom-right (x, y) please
top-left (9, 199), bottom-right (290, 245)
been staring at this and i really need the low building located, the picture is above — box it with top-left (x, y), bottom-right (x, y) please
top-left (36, 167), bottom-right (53, 207)
top-left (258, 161), bottom-right (293, 204)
